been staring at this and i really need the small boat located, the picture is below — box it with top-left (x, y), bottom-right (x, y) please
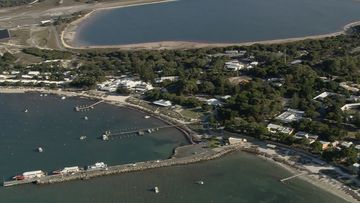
top-left (79, 136), bottom-right (87, 140)
top-left (138, 131), bottom-right (145, 136)
top-left (144, 115), bottom-right (151, 119)
top-left (154, 186), bottom-right (159, 193)
top-left (40, 94), bottom-right (43, 97)
top-left (24, 109), bottom-right (28, 113)
top-left (84, 116), bottom-right (88, 120)
top-left (102, 134), bottom-right (109, 141)
top-left (44, 94), bottom-right (48, 97)
top-left (13, 175), bottom-right (25, 180)
top-left (102, 131), bottom-right (110, 141)
top-left (37, 147), bottom-right (43, 153)
top-left (196, 180), bottom-right (204, 185)
top-left (61, 96), bottom-right (66, 100)
top-left (147, 129), bottom-right (153, 133)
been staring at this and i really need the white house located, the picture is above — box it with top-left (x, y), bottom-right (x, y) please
top-left (294, 131), bottom-right (318, 143)
top-left (228, 137), bottom-right (246, 145)
top-left (340, 141), bottom-right (353, 148)
top-left (153, 100), bottom-right (172, 107)
top-left (276, 109), bottom-right (304, 123)
top-left (341, 103), bottom-right (360, 111)
top-left (224, 60), bottom-right (245, 71)
top-left (267, 123), bottom-right (294, 135)
top-left (206, 98), bottom-right (223, 106)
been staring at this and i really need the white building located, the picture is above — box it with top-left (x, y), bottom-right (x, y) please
top-left (224, 60), bottom-right (245, 71)
top-left (97, 78), bottom-right (153, 93)
top-left (267, 123), bottom-right (294, 135)
top-left (153, 100), bottom-right (172, 107)
top-left (28, 71), bottom-right (40, 76)
top-left (21, 75), bottom-right (33, 79)
top-left (276, 109), bottom-right (304, 123)
top-left (313, 92), bottom-right (338, 100)
top-left (341, 103), bottom-right (360, 111)
top-left (340, 141), bottom-right (353, 148)
top-left (206, 98), bottom-right (223, 106)
top-left (294, 131), bottom-right (318, 143)
top-left (228, 137), bottom-right (246, 145)
top-left (155, 76), bottom-right (179, 83)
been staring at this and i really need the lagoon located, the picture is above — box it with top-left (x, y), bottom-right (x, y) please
top-left (74, 0), bottom-right (360, 46)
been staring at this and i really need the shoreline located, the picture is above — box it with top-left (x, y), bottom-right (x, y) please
top-left (60, 0), bottom-right (177, 50)
top-left (0, 86), bottom-right (195, 144)
top-left (1, 87), bottom-right (359, 202)
top-left (60, 1), bottom-right (360, 50)
top-left (243, 147), bottom-right (360, 203)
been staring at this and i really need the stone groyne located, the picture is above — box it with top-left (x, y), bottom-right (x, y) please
top-left (4, 144), bottom-right (243, 187)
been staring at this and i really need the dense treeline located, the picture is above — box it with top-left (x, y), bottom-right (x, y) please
top-left (22, 48), bottom-right (72, 60)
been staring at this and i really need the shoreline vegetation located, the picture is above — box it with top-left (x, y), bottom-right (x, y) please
top-left (0, 87), bottom-right (359, 203)
top-left (60, 0), bottom-right (360, 50)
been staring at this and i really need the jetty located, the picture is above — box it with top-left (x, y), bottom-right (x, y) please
top-left (3, 144), bottom-right (245, 187)
top-left (104, 124), bottom-right (188, 139)
top-left (280, 172), bottom-right (307, 183)
top-left (75, 100), bottom-right (104, 112)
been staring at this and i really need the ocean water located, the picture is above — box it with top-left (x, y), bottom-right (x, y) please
top-left (74, 0), bottom-right (360, 46)
top-left (0, 152), bottom-right (348, 203)
top-left (0, 93), bottom-right (349, 202)
top-left (0, 93), bottom-right (188, 180)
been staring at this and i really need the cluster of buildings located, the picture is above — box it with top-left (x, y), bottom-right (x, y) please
top-left (267, 108), bottom-right (322, 147)
top-left (97, 77), bottom-right (154, 93)
top-left (312, 91), bottom-right (360, 112)
top-left (224, 60), bottom-right (259, 71)
top-left (0, 70), bottom-right (72, 86)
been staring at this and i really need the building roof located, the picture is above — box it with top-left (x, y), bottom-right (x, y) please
top-left (153, 99), bottom-right (172, 107)
top-left (275, 109), bottom-right (304, 123)
top-left (206, 98), bottom-right (222, 106)
top-left (267, 123), bottom-right (294, 134)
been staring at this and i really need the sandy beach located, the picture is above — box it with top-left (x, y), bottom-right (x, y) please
top-left (61, 0), bottom-right (177, 50)
top-left (253, 146), bottom-right (360, 203)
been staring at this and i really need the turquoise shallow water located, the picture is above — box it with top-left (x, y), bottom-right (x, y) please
top-left (74, 0), bottom-right (360, 46)
top-left (0, 93), bottom-right (348, 203)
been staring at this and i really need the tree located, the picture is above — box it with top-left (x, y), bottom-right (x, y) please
top-left (311, 141), bottom-right (323, 154)
top-left (116, 86), bottom-right (131, 95)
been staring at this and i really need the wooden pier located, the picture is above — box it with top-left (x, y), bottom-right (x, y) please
top-left (75, 100), bottom-right (104, 112)
top-left (102, 124), bottom-right (191, 140)
top-left (280, 172), bottom-right (307, 183)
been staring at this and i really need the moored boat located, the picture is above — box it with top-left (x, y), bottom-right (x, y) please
top-left (154, 186), bottom-right (160, 193)
top-left (13, 170), bottom-right (45, 180)
top-left (86, 162), bottom-right (108, 171)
